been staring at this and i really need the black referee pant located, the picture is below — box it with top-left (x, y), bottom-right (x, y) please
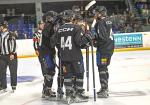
top-left (0, 54), bottom-right (18, 89)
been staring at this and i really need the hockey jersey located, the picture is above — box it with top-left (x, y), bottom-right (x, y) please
top-left (94, 17), bottom-right (114, 54)
top-left (54, 23), bottom-right (87, 62)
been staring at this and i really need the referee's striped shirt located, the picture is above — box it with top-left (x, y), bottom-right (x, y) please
top-left (0, 31), bottom-right (17, 55)
top-left (33, 30), bottom-right (42, 50)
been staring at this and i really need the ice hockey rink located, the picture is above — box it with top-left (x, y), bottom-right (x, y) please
top-left (0, 50), bottom-right (150, 105)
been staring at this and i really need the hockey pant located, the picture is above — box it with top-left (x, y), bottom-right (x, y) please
top-left (38, 53), bottom-right (55, 88)
top-left (0, 54), bottom-right (18, 89)
top-left (62, 60), bottom-right (85, 93)
top-left (96, 50), bottom-right (113, 90)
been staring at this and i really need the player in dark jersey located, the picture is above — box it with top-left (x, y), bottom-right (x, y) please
top-left (71, 13), bottom-right (88, 97)
top-left (33, 20), bottom-right (53, 97)
top-left (39, 11), bottom-right (58, 98)
top-left (93, 6), bottom-right (114, 98)
top-left (50, 10), bottom-right (92, 102)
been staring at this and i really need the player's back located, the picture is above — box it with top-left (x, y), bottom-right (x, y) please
top-left (95, 17), bottom-right (114, 54)
top-left (57, 23), bottom-right (82, 62)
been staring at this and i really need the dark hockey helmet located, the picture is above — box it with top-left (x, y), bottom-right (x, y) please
top-left (61, 10), bottom-right (74, 22)
top-left (72, 13), bottom-right (83, 21)
top-left (93, 6), bottom-right (107, 16)
top-left (72, 5), bottom-right (81, 14)
top-left (43, 11), bottom-right (58, 23)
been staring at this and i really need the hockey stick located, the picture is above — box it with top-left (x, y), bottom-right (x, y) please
top-left (86, 47), bottom-right (89, 92)
top-left (53, 58), bottom-right (60, 70)
top-left (85, 0), bottom-right (96, 101)
top-left (84, 0), bottom-right (96, 92)
top-left (58, 51), bottom-right (63, 99)
top-left (85, 0), bottom-right (96, 11)
top-left (53, 53), bottom-right (63, 99)
top-left (90, 40), bottom-right (96, 101)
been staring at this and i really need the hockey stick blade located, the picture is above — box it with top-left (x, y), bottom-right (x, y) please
top-left (85, 0), bottom-right (96, 11)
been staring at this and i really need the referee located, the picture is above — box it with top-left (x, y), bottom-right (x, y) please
top-left (0, 21), bottom-right (18, 92)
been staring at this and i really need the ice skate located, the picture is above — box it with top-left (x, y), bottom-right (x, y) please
top-left (11, 86), bottom-right (16, 93)
top-left (62, 89), bottom-right (75, 105)
top-left (57, 87), bottom-right (64, 100)
top-left (0, 88), bottom-right (7, 94)
top-left (97, 89), bottom-right (109, 98)
top-left (65, 96), bottom-right (73, 105)
top-left (75, 89), bottom-right (89, 103)
top-left (42, 88), bottom-right (56, 100)
top-left (0, 87), bottom-right (3, 91)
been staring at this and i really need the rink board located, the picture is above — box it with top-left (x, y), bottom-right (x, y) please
top-left (16, 32), bottom-right (150, 58)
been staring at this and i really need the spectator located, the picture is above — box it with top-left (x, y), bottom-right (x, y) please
top-left (142, 16), bottom-right (150, 31)
top-left (23, 33), bottom-right (28, 39)
top-left (133, 22), bottom-right (143, 32)
top-left (125, 24), bottom-right (133, 33)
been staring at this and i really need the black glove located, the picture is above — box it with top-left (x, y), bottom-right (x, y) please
top-left (85, 31), bottom-right (95, 42)
top-left (50, 48), bottom-right (56, 57)
top-left (93, 40), bottom-right (98, 47)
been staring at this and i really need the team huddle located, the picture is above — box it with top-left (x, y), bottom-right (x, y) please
top-left (0, 4), bottom-right (114, 104)
top-left (33, 5), bottom-right (114, 103)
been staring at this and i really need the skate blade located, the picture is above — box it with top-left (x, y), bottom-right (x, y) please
top-left (61, 100), bottom-right (88, 105)
top-left (61, 100), bottom-right (73, 105)
top-left (42, 97), bottom-right (57, 101)
top-left (61, 98), bottom-right (88, 104)
top-left (48, 97), bottom-right (57, 101)
top-left (42, 94), bottom-right (47, 99)
top-left (74, 98), bottom-right (89, 103)
top-left (0, 90), bottom-right (7, 94)
top-left (74, 100), bottom-right (88, 103)
top-left (11, 90), bottom-right (15, 93)
top-left (57, 94), bottom-right (64, 100)
top-left (97, 94), bottom-right (109, 98)
top-left (0, 90), bottom-right (13, 96)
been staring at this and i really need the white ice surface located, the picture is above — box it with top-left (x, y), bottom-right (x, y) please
top-left (0, 50), bottom-right (150, 105)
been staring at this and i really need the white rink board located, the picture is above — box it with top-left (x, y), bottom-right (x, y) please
top-left (16, 32), bottom-right (150, 57)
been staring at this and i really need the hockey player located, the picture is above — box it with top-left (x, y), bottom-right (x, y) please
top-left (55, 12), bottom-right (65, 98)
top-left (0, 21), bottom-right (18, 92)
top-left (93, 6), bottom-right (114, 98)
top-left (33, 20), bottom-right (50, 96)
top-left (39, 11), bottom-right (58, 98)
top-left (50, 10), bottom-right (92, 103)
top-left (71, 13), bottom-right (90, 93)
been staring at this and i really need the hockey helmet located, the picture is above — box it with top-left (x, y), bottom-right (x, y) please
top-left (93, 6), bottom-right (107, 16)
top-left (72, 5), bottom-right (80, 12)
top-left (43, 11), bottom-right (58, 23)
top-left (61, 10), bottom-right (74, 22)
top-left (72, 13), bottom-right (83, 21)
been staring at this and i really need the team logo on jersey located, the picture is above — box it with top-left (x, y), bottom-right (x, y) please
top-left (106, 21), bottom-right (112, 25)
top-left (101, 58), bottom-right (107, 65)
top-left (58, 28), bottom-right (74, 33)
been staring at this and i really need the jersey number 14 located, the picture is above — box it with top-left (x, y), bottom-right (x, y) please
top-left (61, 36), bottom-right (72, 50)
